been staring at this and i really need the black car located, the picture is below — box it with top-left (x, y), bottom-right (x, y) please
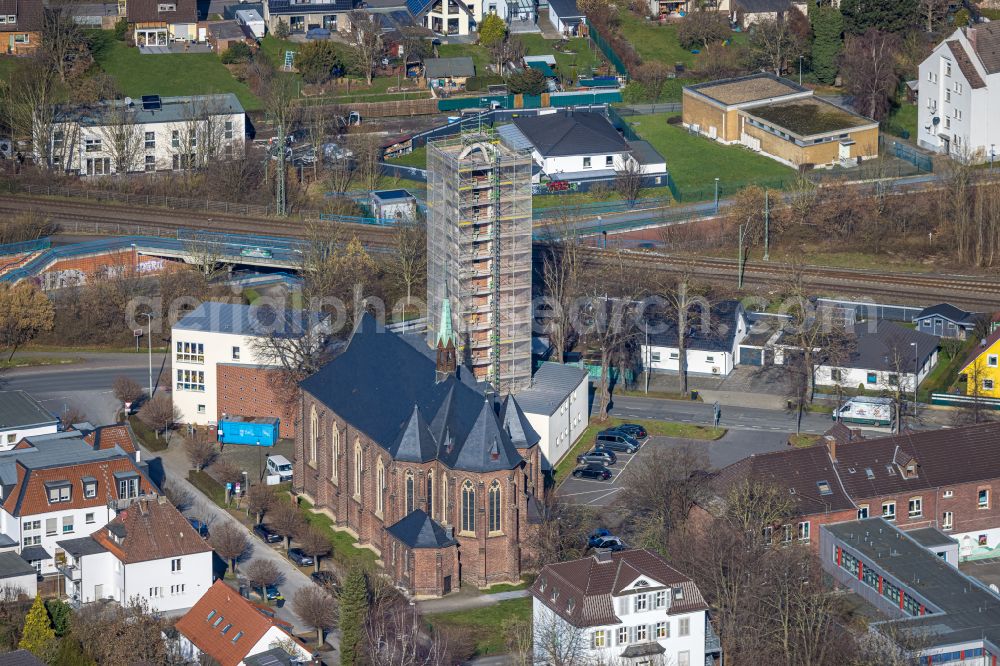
top-left (576, 448), bottom-right (617, 466)
top-left (595, 431), bottom-right (640, 454)
top-left (311, 570), bottom-right (338, 588)
top-left (253, 524), bottom-right (282, 544)
top-left (288, 548), bottom-right (314, 566)
top-left (615, 424), bottom-right (648, 441)
top-left (572, 464), bottom-right (612, 481)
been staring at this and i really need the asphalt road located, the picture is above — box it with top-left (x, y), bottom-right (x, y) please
top-left (603, 394), bottom-right (835, 434)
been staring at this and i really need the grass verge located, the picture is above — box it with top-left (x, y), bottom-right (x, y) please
top-left (789, 433), bottom-right (822, 448)
top-left (188, 469), bottom-right (227, 506)
top-left (298, 498), bottom-right (379, 568)
top-left (128, 415), bottom-right (169, 452)
top-left (553, 416), bottom-right (726, 484)
top-left (0, 357), bottom-right (81, 369)
top-left (482, 578), bottom-right (532, 594)
top-left (424, 597), bottom-right (532, 657)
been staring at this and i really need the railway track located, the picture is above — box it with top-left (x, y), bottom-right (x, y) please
top-left (577, 247), bottom-right (1000, 311)
top-left (0, 194), bottom-right (397, 247)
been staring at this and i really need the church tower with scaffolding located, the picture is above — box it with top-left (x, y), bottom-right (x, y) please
top-left (425, 129), bottom-right (534, 393)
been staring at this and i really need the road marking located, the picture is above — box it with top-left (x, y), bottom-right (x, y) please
top-left (584, 487), bottom-right (623, 505)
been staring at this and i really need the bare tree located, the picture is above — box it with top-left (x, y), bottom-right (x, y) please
top-left (348, 10), bottom-right (384, 86)
top-left (211, 458), bottom-right (244, 488)
top-left (503, 617), bottom-right (533, 666)
top-left (59, 405), bottom-right (88, 429)
top-left (614, 158), bottom-right (644, 206)
top-left (530, 496), bottom-right (596, 568)
top-left (244, 558), bottom-right (283, 603)
top-left (918, 0), bottom-right (949, 32)
top-left (652, 272), bottom-right (718, 397)
top-left (365, 601), bottom-right (452, 666)
top-left (75, 596), bottom-right (168, 665)
top-left (98, 100), bottom-right (144, 178)
top-left (390, 217), bottom-right (426, 320)
top-left (620, 444), bottom-right (711, 549)
top-left (184, 433), bottom-right (218, 471)
top-left (247, 483), bottom-right (278, 524)
top-left (209, 520), bottom-right (252, 574)
top-left (0, 57), bottom-right (66, 171)
top-left (632, 61), bottom-right (672, 102)
top-left (349, 132), bottom-right (383, 192)
top-left (163, 479), bottom-right (194, 512)
top-left (533, 607), bottom-right (590, 666)
top-left (840, 29), bottom-right (901, 121)
top-left (747, 14), bottom-right (804, 76)
top-left (261, 74), bottom-right (299, 216)
top-left (137, 393), bottom-right (180, 439)
top-left (297, 525), bottom-right (332, 572)
top-left (538, 221), bottom-right (584, 364)
top-left (269, 501), bottom-right (306, 550)
top-left (293, 586), bottom-right (337, 647)
top-left (113, 375), bottom-right (144, 406)
top-left (42, 7), bottom-right (92, 84)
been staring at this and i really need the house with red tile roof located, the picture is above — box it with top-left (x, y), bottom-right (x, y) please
top-left (0, 430), bottom-right (154, 576)
top-left (530, 549), bottom-right (720, 666)
top-left (711, 421), bottom-right (1000, 561)
top-left (56, 495), bottom-right (212, 612)
top-left (174, 580), bottom-right (313, 666)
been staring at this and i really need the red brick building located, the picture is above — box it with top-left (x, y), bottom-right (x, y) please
top-left (294, 313), bottom-right (545, 597)
top-left (216, 365), bottom-right (298, 438)
top-left (714, 422), bottom-right (1000, 559)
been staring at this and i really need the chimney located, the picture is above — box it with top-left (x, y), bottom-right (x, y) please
top-left (825, 435), bottom-right (837, 462)
top-left (594, 551), bottom-right (612, 563)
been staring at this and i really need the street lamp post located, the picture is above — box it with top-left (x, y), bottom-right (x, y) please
top-left (139, 312), bottom-right (153, 398)
top-left (798, 55), bottom-right (804, 86)
top-left (910, 342), bottom-right (919, 416)
top-left (714, 177), bottom-right (720, 213)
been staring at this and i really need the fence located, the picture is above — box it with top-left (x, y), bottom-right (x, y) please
top-left (589, 25), bottom-right (628, 77)
top-left (815, 298), bottom-right (924, 323)
top-left (607, 105), bottom-right (639, 141)
top-left (931, 393), bottom-right (1000, 410)
top-left (436, 90), bottom-right (622, 113)
top-left (892, 141), bottom-right (934, 173)
top-left (0, 238), bottom-right (50, 257)
top-left (666, 174), bottom-right (798, 203)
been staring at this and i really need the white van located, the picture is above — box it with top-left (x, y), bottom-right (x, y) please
top-left (266, 455), bottom-right (293, 482)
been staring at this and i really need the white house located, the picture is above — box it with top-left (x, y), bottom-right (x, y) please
top-left (547, 0), bottom-right (585, 35)
top-left (498, 110), bottom-right (666, 182)
top-left (0, 391), bottom-right (59, 451)
top-left (0, 429), bottom-right (152, 576)
top-left (530, 549), bottom-right (721, 666)
top-left (174, 579), bottom-right (313, 666)
top-left (262, 0), bottom-right (354, 35)
top-left (918, 23), bottom-right (1000, 163)
top-left (641, 300), bottom-right (749, 377)
top-left (814, 321), bottom-right (939, 393)
top-left (44, 93), bottom-right (246, 176)
top-left (57, 495), bottom-right (212, 612)
top-left (514, 362), bottom-right (589, 466)
top-left (171, 301), bottom-right (330, 428)
top-left (407, 0), bottom-right (484, 36)
top-left (0, 551), bottom-right (39, 598)
top-left (126, 0), bottom-right (199, 46)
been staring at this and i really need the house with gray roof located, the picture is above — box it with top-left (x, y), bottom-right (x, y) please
top-left (0, 391), bottom-right (58, 451)
top-left (498, 110), bottom-right (666, 183)
top-left (814, 320), bottom-right (939, 394)
top-left (531, 549), bottom-right (719, 666)
top-left (295, 311), bottom-right (545, 597)
top-left (913, 302), bottom-right (983, 339)
top-left (515, 362), bottom-right (589, 466)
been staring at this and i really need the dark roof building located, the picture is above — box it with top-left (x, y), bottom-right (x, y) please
top-left (423, 57), bottom-right (475, 79)
top-left (265, 0), bottom-right (353, 13)
top-left (509, 110), bottom-right (629, 157)
top-left (0, 391), bottom-right (58, 445)
top-left (514, 363), bottom-right (588, 417)
top-left (0, 0), bottom-right (44, 33)
top-left (841, 320), bottom-right (939, 374)
top-left (126, 0), bottom-right (198, 23)
top-left (913, 303), bottom-right (982, 339)
top-left (296, 313), bottom-right (545, 597)
top-left (174, 301), bottom-right (328, 338)
top-left (644, 299), bottom-right (746, 353)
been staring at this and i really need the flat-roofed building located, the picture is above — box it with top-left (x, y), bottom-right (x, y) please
top-left (683, 73), bottom-right (879, 168)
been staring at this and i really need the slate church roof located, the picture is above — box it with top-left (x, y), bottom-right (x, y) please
top-left (300, 313), bottom-right (538, 474)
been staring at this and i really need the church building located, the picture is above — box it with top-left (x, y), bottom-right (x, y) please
top-left (293, 307), bottom-right (545, 597)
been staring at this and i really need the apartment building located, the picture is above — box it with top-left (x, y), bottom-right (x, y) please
top-left (44, 94), bottom-right (245, 176)
top-left (918, 23), bottom-right (1000, 163)
top-left (171, 301), bottom-right (329, 433)
top-left (530, 549), bottom-right (721, 666)
top-left (0, 429), bottom-right (153, 576)
top-left (57, 495), bottom-right (212, 612)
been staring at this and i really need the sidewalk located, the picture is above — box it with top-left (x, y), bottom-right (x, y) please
top-left (416, 589), bottom-right (530, 614)
top-left (143, 436), bottom-right (320, 639)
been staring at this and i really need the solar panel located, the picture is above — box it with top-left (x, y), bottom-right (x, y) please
top-left (141, 95), bottom-right (161, 111)
top-left (406, 0), bottom-right (435, 17)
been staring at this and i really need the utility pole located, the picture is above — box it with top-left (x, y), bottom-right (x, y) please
top-left (737, 223), bottom-right (745, 289)
top-left (276, 123), bottom-right (287, 216)
top-left (140, 312), bottom-right (153, 398)
top-left (714, 177), bottom-right (720, 214)
top-left (763, 189), bottom-right (770, 261)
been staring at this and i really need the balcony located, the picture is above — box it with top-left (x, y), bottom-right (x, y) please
top-left (57, 563), bottom-right (81, 582)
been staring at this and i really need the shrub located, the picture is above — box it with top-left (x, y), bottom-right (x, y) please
top-left (275, 19), bottom-right (290, 39)
top-left (113, 17), bottom-right (129, 41)
top-left (508, 68), bottom-right (546, 95)
top-left (221, 42), bottom-right (252, 64)
top-left (294, 39), bottom-right (343, 83)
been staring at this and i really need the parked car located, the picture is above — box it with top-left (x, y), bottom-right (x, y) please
top-left (253, 524), bottom-right (282, 544)
top-left (572, 464), bottom-right (612, 481)
top-left (577, 448), bottom-right (617, 466)
top-left (266, 455), bottom-right (294, 482)
top-left (614, 424), bottom-right (648, 441)
top-left (588, 528), bottom-right (614, 548)
top-left (591, 536), bottom-right (628, 551)
top-left (288, 548), bottom-right (314, 567)
top-left (264, 584), bottom-right (283, 602)
top-left (188, 519), bottom-right (209, 539)
top-left (311, 570), bottom-right (338, 588)
top-left (595, 431), bottom-right (640, 453)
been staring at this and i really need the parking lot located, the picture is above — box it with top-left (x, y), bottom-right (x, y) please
top-left (556, 429), bottom-right (791, 507)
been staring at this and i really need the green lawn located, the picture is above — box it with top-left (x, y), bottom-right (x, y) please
top-left (129, 415), bottom-right (169, 452)
top-left (0, 56), bottom-right (23, 84)
top-left (93, 36), bottom-right (261, 110)
top-left (520, 34), bottom-right (600, 78)
top-left (388, 145), bottom-right (428, 168)
top-left (627, 113), bottom-right (796, 200)
top-left (616, 12), bottom-right (716, 69)
top-left (886, 102), bottom-right (918, 140)
top-left (437, 42), bottom-right (492, 77)
top-left (425, 598), bottom-right (532, 657)
top-left (553, 416), bottom-right (726, 485)
top-left (298, 499), bottom-right (379, 568)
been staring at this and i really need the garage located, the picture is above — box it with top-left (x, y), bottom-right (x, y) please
top-left (739, 346), bottom-right (764, 366)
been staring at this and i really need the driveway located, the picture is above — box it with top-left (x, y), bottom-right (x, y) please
top-left (556, 444), bottom-right (644, 507)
